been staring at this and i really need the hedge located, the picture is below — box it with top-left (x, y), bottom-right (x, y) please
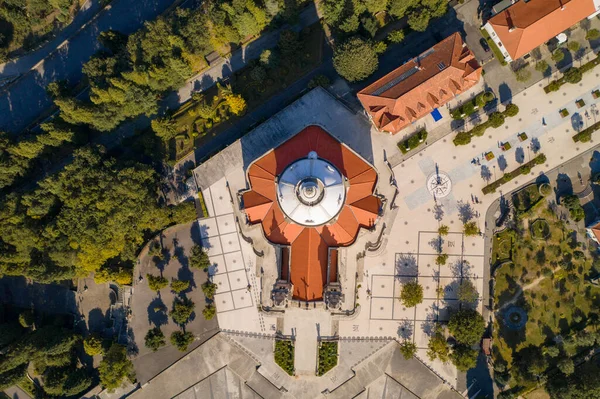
top-left (398, 129), bottom-right (427, 154)
top-left (544, 54), bottom-right (600, 93)
top-left (453, 104), bottom-right (519, 146)
top-left (450, 91), bottom-right (495, 120)
top-left (482, 154), bottom-right (546, 194)
top-left (573, 120), bottom-right (600, 142)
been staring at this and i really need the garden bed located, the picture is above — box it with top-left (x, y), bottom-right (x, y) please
top-left (560, 108), bottom-right (570, 118)
top-left (317, 341), bottom-right (338, 376)
top-left (530, 218), bottom-right (551, 240)
top-left (450, 91), bottom-right (494, 120)
top-left (274, 340), bottom-right (295, 375)
top-left (169, 23), bottom-right (325, 162)
top-left (518, 132), bottom-right (528, 142)
top-left (453, 104), bottom-right (519, 146)
top-left (397, 129), bottom-right (427, 154)
top-left (573, 120), bottom-right (600, 142)
top-left (482, 154), bottom-right (546, 194)
top-left (512, 184), bottom-right (544, 213)
top-left (543, 54), bottom-right (600, 93)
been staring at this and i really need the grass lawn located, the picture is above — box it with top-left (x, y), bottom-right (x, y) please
top-left (525, 388), bottom-right (550, 399)
top-left (317, 341), bottom-right (338, 376)
top-left (274, 340), bottom-right (295, 375)
top-left (491, 184), bottom-right (600, 392)
top-left (169, 23), bottom-right (324, 162)
top-left (512, 184), bottom-right (543, 213)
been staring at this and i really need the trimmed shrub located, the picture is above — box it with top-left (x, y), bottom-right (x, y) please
top-left (586, 28), bottom-right (600, 40)
top-left (397, 129), bottom-right (427, 154)
top-left (504, 103), bottom-right (519, 117)
top-left (564, 67), bottom-right (583, 84)
top-left (453, 131), bottom-right (472, 146)
top-left (488, 112), bottom-right (505, 128)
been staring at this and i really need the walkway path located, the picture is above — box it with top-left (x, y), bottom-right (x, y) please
top-left (0, 0), bottom-right (104, 79)
top-left (497, 266), bottom-right (561, 312)
top-left (0, 0), bottom-right (184, 134)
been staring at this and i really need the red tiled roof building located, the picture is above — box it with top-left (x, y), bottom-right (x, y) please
top-left (242, 126), bottom-right (381, 302)
top-left (483, 0), bottom-right (600, 62)
top-left (357, 32), bottom-right (482, 135)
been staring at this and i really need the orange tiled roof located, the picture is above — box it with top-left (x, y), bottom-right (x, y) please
top-left (357, 32), bottom-right (482, 135)
top-left (242, 126), bottom-right (381, 301)
top-left (488, 0), bottom-right (596, 61)
top-left (590, 221), bottom-right (600, 243)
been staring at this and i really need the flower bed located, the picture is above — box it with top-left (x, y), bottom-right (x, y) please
top-left (576, 99), bottom-right (586, 108)
top-left (450, 91), bottom-right (494, 120)
top-left (397, 129), bottom-right (427, 154)
top-left (482, 154), bottom-right (547, 194)
top-left (593, 89), bottom-right (600, 99)
top-left (274, 340), bottom-right (295, 375)
top-left (453, 104), bottom-right (519, 146)
top-left (518, 132), bottom-right (528, 142)
top-left (485, 151), bottom-right (495, 161)
top-left (572, 120), bottom-right (600, 142)
top-left (501, 142), bottom-right (511, 151)
top-left (560, 108), bottom-right (570, 118)
top-left (317, 341), bottom-right (338, 376)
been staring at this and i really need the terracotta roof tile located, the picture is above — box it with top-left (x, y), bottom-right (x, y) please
top-left (242, 126), bottom-right (381, 301)
top-left (488, 0), bottom-right (595, 60)
top-left (357, 32), bottom-right (482, 134)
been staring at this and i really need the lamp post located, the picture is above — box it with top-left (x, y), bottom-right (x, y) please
top-left (526, 145), bottom-right (530, 163)
top-left (493, 165), bottom-right (497, 181)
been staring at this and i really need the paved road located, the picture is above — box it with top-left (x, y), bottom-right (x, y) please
top-left (0, 0), bottom-right (182, 134)
top-left (0, 0), bottom-right (104, 79)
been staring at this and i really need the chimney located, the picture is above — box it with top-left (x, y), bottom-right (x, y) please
top-left (506, 10), bottom-right (516, 32)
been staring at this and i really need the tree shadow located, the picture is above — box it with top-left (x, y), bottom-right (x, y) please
top-left (498, 83), bottom-right (512, 104)
top-left (127, 326), bottom-right (138, 356)
top-left (457, 200), bottom-right (475, 223)
top-left (147, 296), bottom-right (168, 327)
top-left (395, 253), bottom-right (418, 282)
top-left (530, 137), bottom-right (541, 154)
top-left (555, 173), bottom-right (573, 202)
top-left (515, 147), bottom-right (525, 164)
top-left (497, 155), bottom-right (508, 172)
top-left (571, 112), bottom-right (584, 132)
top-left (481, 165), bottom-right (492, 182)
top-left (433, 203), bottom-right (444, 221)
top-left (177, 263), bottom-right (197, 294)
top-left (87, 307), bottom-right (111, 335)
top-left (397, 319), bottom-right (413, 340)
top-left (428, 236), bottom-right (444, 254)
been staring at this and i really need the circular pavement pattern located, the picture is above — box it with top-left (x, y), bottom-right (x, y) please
top-left (426, 172), bottom-right (452, 198)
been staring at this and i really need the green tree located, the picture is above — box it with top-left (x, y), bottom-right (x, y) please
top-left (170, 331), bottom-right (194, 351)
top-left (151, 117), bottom-right (179, 141)
top-left (387, 29), bottom-right (405, 43)
top-left (250, 65), bottom-right (267, 82)
top-left (515, 67), bottom-right (531, 82)
top-left (202, 281), bottom-right (218, 300)
top-left (408, 9), bottom-right (431, 32)
top-left (504, 103), bottom-right (519, 117)
top-left (552, 49), bottom-right (565, 62)
top-left (586, 28), bottom-right (600, 40)
top-left (438, 225), bottom-right (449, 236)
top-left (564, 67), bottom-right (583, 84)
top-left (448, 309), bottom-right (485, 345)
top-left (567, 41), bottom-right (581, 52)
top-left (365, 0), bottom-right (388, 13)
top-left (18, 310), bottom-right (34, 328)
top-left (0, 364), bottom-right (26, 391)
top-left (202, 303), bottom-right (216, 320)
top-left (488, 112), bottom-right (506, 128)
top-left (457, 280), bottom-right (478, 303)
top-left (170, 297), bottom-right (195, 325)
top-left (427, 328), bottom-right (449, 362)
top-left (450, 344), bottom-right (478, 372)
top-left (147, 274), bottom-right (169, 292)
top-left (259, 49), bottom-right (279, 69)
top-left (83, 334), bottom-right (103, 356)
top-left (189, 245), bottom-right (210, 270)
top-left (435, 253), bottom-right (448, 266)
top-left (558, 358), bottom-right (575, 375)
top-left (463, 221), bottom-right (480, 237)
top-left (400, 281), bottom-right (423, 307)
top-left (144, 327), bottom-right (166, 352)
top-left (361, 15), bottom-right (379, 38)
top-left (171, 279), bottom-right (190, 293)
top-left (98, 344), bottom-right (135, 392)
top-left (399, 340), bottom-right (417, 359)
top-left (333, 37), bottom-right (379, 82)
top-left (278, 29), bottom-right (301, 56)
top-left (544, 345), bottom-right (560, 357)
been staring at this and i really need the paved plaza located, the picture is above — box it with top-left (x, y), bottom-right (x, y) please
top-left (181, 60), bottom-right (600, 395)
